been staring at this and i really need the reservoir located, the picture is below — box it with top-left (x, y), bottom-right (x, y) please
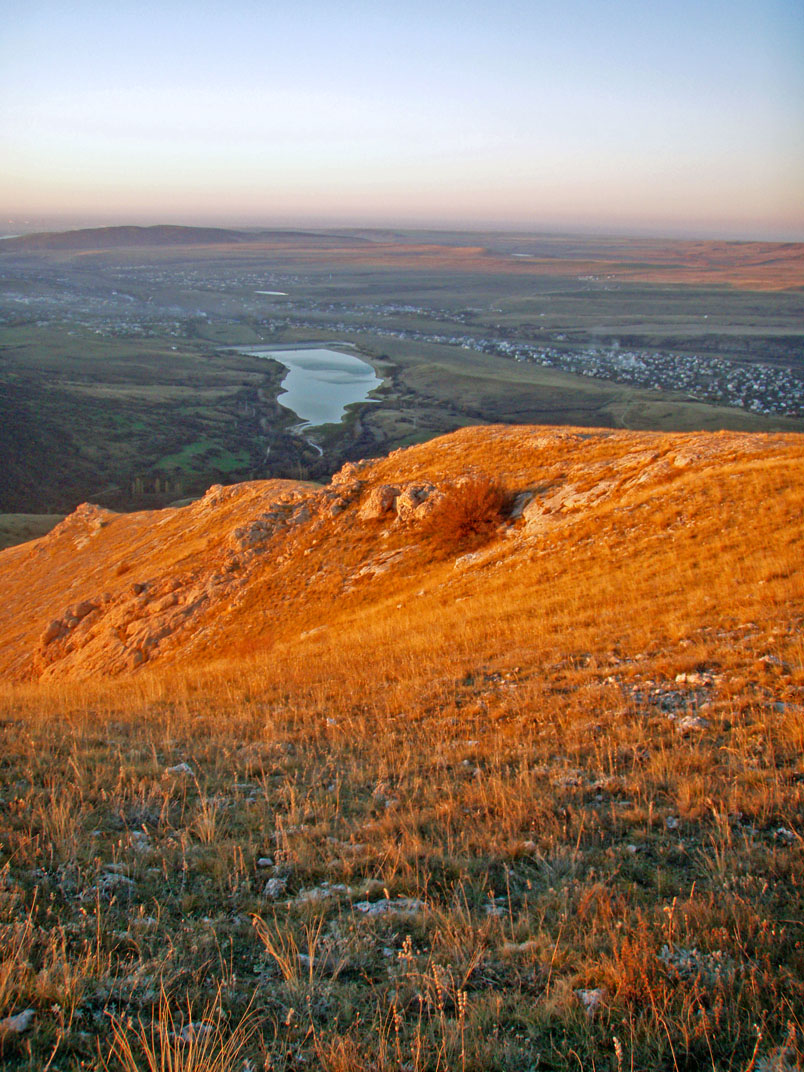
top-left (241, 346), bottom-right (382, 427)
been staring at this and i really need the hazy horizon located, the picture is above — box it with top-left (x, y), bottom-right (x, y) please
top-left (4, 212), bottom-right (804, 245)
top-left (2, 0), bottom-right (803, 242)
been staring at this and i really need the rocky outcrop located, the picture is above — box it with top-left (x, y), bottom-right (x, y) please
top-left (358, 485), bottom-right (399, 520)
top-left (0, 424), bottom-right (799, 681)
top-left (358, 481), bottom-right (441, 525)
top-left (45, 502), bottom-right (115, 549)
top-left (394, 484), bottom-right (439, 523)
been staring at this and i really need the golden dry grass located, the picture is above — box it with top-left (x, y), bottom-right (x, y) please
top-left (0, 424), bottom-right (802, 1069)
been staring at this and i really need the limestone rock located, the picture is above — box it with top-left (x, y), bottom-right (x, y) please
top-left (331, 460), bottom-right (370, 485)
top-left (41, 620), bottom-right (65, 646)
top-left (575, 987), bottom-right (607, 1017)
top-left (0, 424), bottom-right (799, 685)
top-left (166, 762), bottom-right (194, 776)
top-left (262, 877), bottom-right (288, 899)
top-left (359, 485), bottom-right (399, 520)
top-left (394, 483), bottom-right (437, 523)
top-left (67, 600), bottom-right (98, 621)
top-left (0, 1008), bottom-right (35, 1036)
top-left (675, 715), bottom-right (709, 735)
top-left (508, 491), bottom-right (536, 520)
top-left (354, 897), bottom-right (425, 916)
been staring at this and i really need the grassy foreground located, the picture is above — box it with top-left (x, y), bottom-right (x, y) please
top-left (0, 432), bottom-right (803, 1070)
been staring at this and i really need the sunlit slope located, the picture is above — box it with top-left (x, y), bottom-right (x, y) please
top-left (0, 425), bottom-right (801, 682)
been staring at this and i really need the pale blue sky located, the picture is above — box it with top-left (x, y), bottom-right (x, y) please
top-left (1, 0), bottom-right (802, 237)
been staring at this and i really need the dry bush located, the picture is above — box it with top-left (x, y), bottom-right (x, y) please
top-left (423, 472), bottom-right (508, 551)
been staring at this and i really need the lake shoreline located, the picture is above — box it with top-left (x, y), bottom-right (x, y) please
top-left (234, 344), bottom-right (383, 433)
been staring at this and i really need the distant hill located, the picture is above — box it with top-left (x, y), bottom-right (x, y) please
top-left (0, 224), bottom-right (367, 252)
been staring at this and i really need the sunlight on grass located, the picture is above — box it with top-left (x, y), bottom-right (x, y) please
top-left (0, 426), bottom-right (802, 1069)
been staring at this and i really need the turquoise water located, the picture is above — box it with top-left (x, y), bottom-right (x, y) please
top-left (243, 347), bottom-right (382, 427)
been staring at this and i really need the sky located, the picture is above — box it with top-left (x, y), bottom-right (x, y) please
top-left (1, 0), bottom-right (802, 238)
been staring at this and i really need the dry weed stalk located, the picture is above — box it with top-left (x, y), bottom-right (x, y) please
top-left (103, 986), bottom-right (256, 1072)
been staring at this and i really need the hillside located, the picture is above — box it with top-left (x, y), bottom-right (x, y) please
top-left (0, 424), bottom-right (802, 1071)
top-left (0, 225), bottom-right (253, 251)
top-left (1, 424), bottom-right (801, 684)
top-left (0, 225), bottom-right (366, 253)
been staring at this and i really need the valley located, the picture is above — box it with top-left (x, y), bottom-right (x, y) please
top-left (1, 227), bottom-right (802, 522)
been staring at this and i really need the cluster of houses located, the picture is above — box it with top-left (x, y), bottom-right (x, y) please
top-left (3, 266), bottom-right (801, 420)
top-left (283, 313), bottom-right (804, 420)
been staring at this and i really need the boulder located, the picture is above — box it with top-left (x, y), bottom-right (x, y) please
top-left (41, 620), bottom-right (65, 646)
top-left (331, 460), bottom-right (370, 486)
top-left (394, 484), bottom-right (437, 523)
top-left (359, 485), bottom-right (399, 520)
top-left (67, 600), bottom-right (98, 621)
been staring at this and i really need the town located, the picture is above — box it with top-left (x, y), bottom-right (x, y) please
top-left (2, 258), bottom-right (803, 420)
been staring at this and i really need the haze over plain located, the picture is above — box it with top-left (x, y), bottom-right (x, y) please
top-left (1, 0), bottom-right (803, 238)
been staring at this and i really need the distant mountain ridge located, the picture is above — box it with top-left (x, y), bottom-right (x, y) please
top-left (0, 224), bottom-right (365, 252)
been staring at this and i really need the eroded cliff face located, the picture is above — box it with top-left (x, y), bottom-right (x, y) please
top-left (0, 424), bottom-right (799, 681)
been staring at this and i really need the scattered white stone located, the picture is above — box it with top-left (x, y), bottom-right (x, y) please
top-left (261, 877), bottom-right (288, 900)
top-left (130, 831), bottom-right (151, 852)
top-left (501, 939), bottom-right (540, 956)
top-left (166, 762), bottom-right (194, 776)
top-left (773, 701), bottom-right (804, 715)
top-left (78, 868), bottom-right (135, 903)
top-left (101, 872), bottom-right (135, 894)
top-left (658, 944), bottom-right (735, 983)
top-left (326, 839), bottom-right (366, 856)
top-left (666, 816), bottom-right (680, 830)
top-left (553, 772), bottom-right (584, 788)
top-left (575, 988), bottom-right (607, 1017)
top-left (776, 827), bottom-right (797, 845)
top-left (0, 1008), bottom-right (35, 1035)
top-left (755, 1046), bottom-right (800, 1072)
top-left (293, 883), bottom-right (351, 904)
top-left (131, 915), bottom-right (159, 930)
top-left (176, 1021), bottom-right (214, 1044)
top-left (354, 897), bottom-right (425, 916)
top-left (676, 715), bottom-right (709, 735)
top-left (256, 857), bottom-right (274, 868)
top-left (674, 672), bottom-right (710, 686)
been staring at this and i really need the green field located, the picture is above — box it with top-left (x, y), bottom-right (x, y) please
top-left (1, 230), bottom-right (801, 521)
